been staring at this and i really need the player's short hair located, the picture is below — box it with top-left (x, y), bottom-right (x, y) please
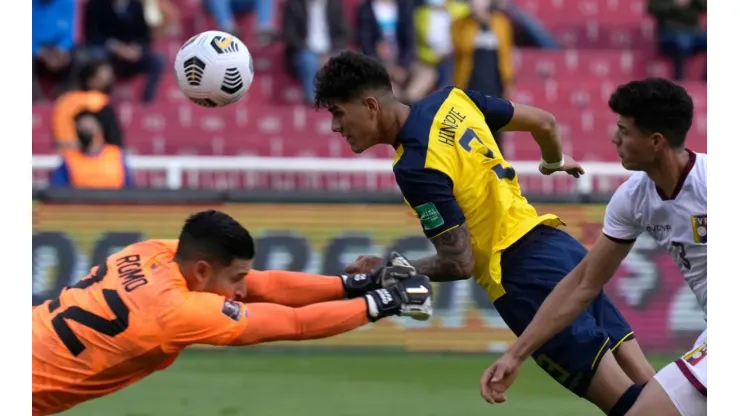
top-left (175, 210), bottom-right (255, 266)
top-left (608, 78), bottom-right (694, 148)
top-left (313, 51), bottom-right (393, 109)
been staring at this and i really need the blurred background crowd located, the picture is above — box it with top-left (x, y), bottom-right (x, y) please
top-left (31, 0), bottom-right (707, 190)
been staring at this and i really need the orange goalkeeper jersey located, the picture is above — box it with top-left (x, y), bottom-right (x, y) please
top-left (32, 239), bottom-right (366, 414)
top-left (31, 239), bottom-right (251, 413)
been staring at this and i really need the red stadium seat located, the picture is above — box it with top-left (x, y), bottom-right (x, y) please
top-left (514, 50), bottom-right (706, 82)
top-left (512, 80), bottom-right (707, 111)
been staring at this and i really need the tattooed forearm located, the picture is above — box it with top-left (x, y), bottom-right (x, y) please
top-left (409, 224), bottom-right (475, 281)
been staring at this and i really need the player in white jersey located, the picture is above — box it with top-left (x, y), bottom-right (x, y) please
top-left (478, 78), bottom-right (706, 416)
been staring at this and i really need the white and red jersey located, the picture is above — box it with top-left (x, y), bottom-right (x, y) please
top-left (602, 151), bottom-right (707, 315)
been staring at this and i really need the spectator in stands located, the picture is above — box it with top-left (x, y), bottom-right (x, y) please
top-left (452, 0), bottom-right (513, 156)
top-left (83, 0), bottom-right (164, 103)
top-left (356, 0), bottom-right (415, 95)
top-left (648, 0), bottom-right (707, 81)
top-left (203, 0), bottom-right (277, 45)
top-left (53, 60), bottom-right (124, 151)
top-left (32, 0), bottom-right (78, 103)
top-left (404, 0), bottom-right (468, 103)
top-left (143, 0), bottom-right (180, 40)
top-left (283, 0), bottom-right (350, 103)
top-left (498, 0), bottom-right (558, 49)
top-left (452, 0), bottom-right (514, 99)
top-left (51, 111), bottom-right (133, 189)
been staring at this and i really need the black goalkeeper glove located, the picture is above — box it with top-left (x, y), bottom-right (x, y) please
top-left (363, 275), bottom-right (434, 322)
top-left (340, 251), bottom-right (416, 298)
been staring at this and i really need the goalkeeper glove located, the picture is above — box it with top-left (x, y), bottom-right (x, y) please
top-left (340, 252), bottom-right (416, 298)
top-left (363, 275), bottom-right (433, 322)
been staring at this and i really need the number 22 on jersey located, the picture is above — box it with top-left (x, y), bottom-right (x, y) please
top-left (48, 263), bottom-right (130, 356)
top-left (459, 128), bottom-right (516, 181)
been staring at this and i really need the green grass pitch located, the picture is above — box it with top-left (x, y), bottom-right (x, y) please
top-left (63, 349), bottom-right (672, 416)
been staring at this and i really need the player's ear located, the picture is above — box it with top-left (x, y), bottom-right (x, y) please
top-left (193, 260), bottom-right (214, 284)
top-left (650, 132), bottom-right (666, 150)
top-left (364, 96), bottom-right (380, 117)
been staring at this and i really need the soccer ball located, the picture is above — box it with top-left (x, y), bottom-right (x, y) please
top-left (174, 30), bottom-right (254, 107)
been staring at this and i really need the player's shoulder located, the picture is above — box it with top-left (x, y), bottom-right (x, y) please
top-left (414, 86), bottom-right (457, 113)
top-left (396, 87), bottom-right (469, 168)
top-left (113, 239), bottom-right (179, 271)
top-left (111, 239), bottom-right (187, 303)
top-left (609, 171), bottom-right (652, 211)
top-left (396, 88), bottom-right (454, 148)
top-left (616, 170), bottom-right (652, 195)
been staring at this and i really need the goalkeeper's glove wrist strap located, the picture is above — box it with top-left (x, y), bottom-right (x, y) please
top-left (340, 273), bottom-right (379, 299)
top-left (364, 294), bottom-right (379, 320)
top-left (364, 288), bottom-right (401, 322)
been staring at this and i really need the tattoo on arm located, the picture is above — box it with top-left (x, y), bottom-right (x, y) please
top-left (409, 224), bottom-right (475, 281)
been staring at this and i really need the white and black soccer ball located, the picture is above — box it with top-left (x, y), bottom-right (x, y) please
top-left (174, 30), bottom-right (254, 108)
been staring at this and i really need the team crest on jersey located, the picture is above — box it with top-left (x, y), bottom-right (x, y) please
top-left (691, 215), bottom-right (707, 243)
top-left (683, 342), bottom-right (707, 366)
top-left (221, 299), bottom-right (242, 321)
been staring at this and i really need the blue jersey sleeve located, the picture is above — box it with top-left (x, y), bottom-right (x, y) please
top-left (50, 161), bottom-right (71, 187)
top-left (463, 89), bottom-right (514, 132)
top-left (395, 167), bottom-right (466, 239)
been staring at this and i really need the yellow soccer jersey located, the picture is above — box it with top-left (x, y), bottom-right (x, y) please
top-left (393, 87), bottom-right (563, 300)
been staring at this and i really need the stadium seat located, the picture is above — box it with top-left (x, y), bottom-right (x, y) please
top-left (514, 49), bottom-right (706, 82)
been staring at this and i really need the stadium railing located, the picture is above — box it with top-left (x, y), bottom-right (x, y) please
top-left (31, 155), bottom-right (632, 194)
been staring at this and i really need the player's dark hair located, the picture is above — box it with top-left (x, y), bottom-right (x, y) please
top-left (608, 78), bottom-right (694, 148)
top-left (175, 210), bottom-right (255, 266)
top-left (313, 51), bottom-right (393, 109)
top-left (78, 58), bottom-right (111, 90)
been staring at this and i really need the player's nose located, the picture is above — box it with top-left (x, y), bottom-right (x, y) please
top-left (331, 120), bottom-right (342, 133)
top-left (235, 282), bottom-right (247, 300)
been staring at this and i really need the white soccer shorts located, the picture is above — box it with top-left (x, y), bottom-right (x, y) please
top-left (654, 329), bottom-right (707, 416)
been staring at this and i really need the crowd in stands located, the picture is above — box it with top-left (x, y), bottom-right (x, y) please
top-left (32, 0), bottom-right (707, 190)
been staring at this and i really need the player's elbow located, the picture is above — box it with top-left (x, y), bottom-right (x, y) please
top-left (458, 259), bottom-right (475, 279)
top-left (507, 103), bottom-right (558, 136)
top-left (532, 110), bottom-right (557, 137)
top-left (445, 256), bottom-right (475, 280)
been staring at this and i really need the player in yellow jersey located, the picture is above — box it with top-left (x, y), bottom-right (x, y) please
top-left (313, 51), bottom-right (656, 415)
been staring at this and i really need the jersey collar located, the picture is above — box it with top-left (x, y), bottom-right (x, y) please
top-left (655, 149), bottom-right (696, 201)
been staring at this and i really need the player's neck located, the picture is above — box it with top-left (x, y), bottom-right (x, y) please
top-left (380, 101), bottom-right (411, 146)
top-left (647, 149), bottom-right (691, 198)
top-left (173, 258), bottom-right (196, 289)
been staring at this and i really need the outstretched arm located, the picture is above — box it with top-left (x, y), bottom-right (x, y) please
top-left (245, 270), bottom-right (345, 307)
top-left (231, 299), bottom-right (369, 345)
top-left (161, 292), bottom-right (369, 351)
top-left (161, 277), bottom-right (434, 350)
top-left (464, 90), bottom-right (563, 164)
top-left (499, 102), bottom-right (562, 165)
